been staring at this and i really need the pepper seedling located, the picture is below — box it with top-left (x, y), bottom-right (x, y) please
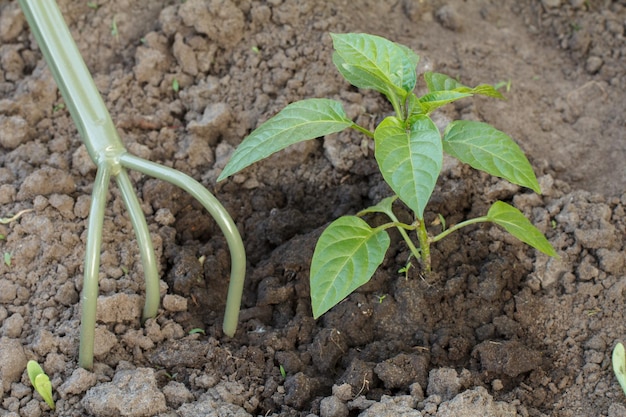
top-left (19, 0), bottom-right (246, 369)
top-left (27, 360), bottom-right (55, 410)
top-left (219, 33), bottom-right (557, 319)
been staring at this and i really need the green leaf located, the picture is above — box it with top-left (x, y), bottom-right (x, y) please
top-left (613, 343), bottom-right (626, 397)
top-left (466, 84), bottom-right (505, 99)
top-left (424, 72), bottom-right (464, 92)
top-left (418, 91), bottom-right (472, 114)
top-left (27, 360), bottom-right (43, 387)
top-left (310, 216), bottom-right (390, 319)
top-left (443, 120), bottom-right (540, 193)
top-left (487, 201), bottom-right (557, 257)
top-left (218, 99), bottom-right (352, 180)
top-left (357, 195), bottom-right (398, 218)
top-left (35, 374), bottom-right (55, 410)
top-left (331, 33), bottom-right (419, 103)
top-left (27, 361), bottom-right (55, 410)
top-left (424, 72), bottom-right (504, 99)
top-left (374, 116), bottom-right (442, 219)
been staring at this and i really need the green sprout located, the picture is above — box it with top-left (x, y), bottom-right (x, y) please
top-left (3, 252), bottom-right (11, 267)
top-left (613, 343), bottom-right (626, 397)
top-left (110, 16), bottom-right (118, 37)
top-left (494, 79), bottom-right (512, 93)
top-left (172, 78), bottom-right (180, 93)
top-left (436, 213), bottom-right (447, 232)
top-left (279, 364), bottom-right (286, 379)
top-left (86, 2), bottom-right (99, 9)
top-left (398, 256), bottom-right (413, 279)
top-left (19, 0), bottom-right (246, 370)
top-left (218, 33), bottom-right (557, 319)
top-left (188, 328), bottom-right (205, 335)
top-left (27, 361), bottom-right (55, 410)
top-left (53, 102), bottom-right (66, 112)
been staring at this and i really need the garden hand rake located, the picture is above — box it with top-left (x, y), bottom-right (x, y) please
top-left (19, 0), bottom-right (246, 370)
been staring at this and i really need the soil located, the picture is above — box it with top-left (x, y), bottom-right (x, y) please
top-left (1, 0), bottom-right (626, 416)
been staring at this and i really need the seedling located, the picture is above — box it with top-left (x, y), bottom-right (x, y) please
top-left (219, 33), bottom-right (557, 319)
top-left (613, 343), bottom-right (626, 396)
top-left (19, 0), bottom-right (245, 369)
top-left (53, 102), bottom-right (66, 112)
top-left (279, 364), bottom-right (286, 378)
top-left (3, 252), bottom-right (11, 267)
top-left (188, 327), bottom-right (205, 335)
top-left (110, 16), bottom-right (118, 37)
top-left (27, 360), bottom-right (55, 410)
top-left (172, 78), bottom-right (180, 93)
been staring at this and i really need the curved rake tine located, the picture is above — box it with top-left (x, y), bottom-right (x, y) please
top-left (19, 0), bottom-right (247, 370)
top-left (78, 165), bottom-right (111, 370)
top-left (119, 154), bottom-right (246, 336)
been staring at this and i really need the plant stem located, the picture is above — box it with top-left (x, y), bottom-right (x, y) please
top-left (415, 218), bottom-right (431, 274)
top-left (382, 212), bottom-right (422, 264)
top-left (429, 216), bottom-right (489, 243)
top-left (350, 123), bottom-right (374, 139)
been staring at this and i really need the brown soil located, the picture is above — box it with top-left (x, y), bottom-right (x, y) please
top-left (1, 0), bottom-right (626, 416)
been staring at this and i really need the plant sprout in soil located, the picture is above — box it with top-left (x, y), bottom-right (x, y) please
top-left (219, 32), bottom-right (557, 319)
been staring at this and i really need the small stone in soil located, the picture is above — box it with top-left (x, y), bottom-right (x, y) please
top-left (0, 337), bottom-right (27, 392)
top-left (436, 386), bottom-right (517, 416)
top-left (82, 367), bottom-right (167, 417)
top-left (163, 294), bottom-right (188, 312)
top-left (427, 367), bottom-right (462, 402)
top-left (58, 368), bottom-right (98, 398)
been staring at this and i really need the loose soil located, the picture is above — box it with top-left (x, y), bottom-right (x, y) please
top-left (1, 0), bottom-right (626, 416)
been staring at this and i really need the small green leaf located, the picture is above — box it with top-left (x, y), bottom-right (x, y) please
top-left (331, 33), bottom-right (419, 103)
top-left (424, 72), bottom-right (504, 99)
top-left (279, 364), bottom-right (286, 378)
top-left (218, 99), bottom-right (352, 180)
top-left (310, 216), bottom-right (390, 319)
top-left (487, 201), bottom-right (557, 257)
top-left (467, 84), bottom-right (506, 99)
top-left (188, 328), bottom-right (205, 335)
top-left (4, 252), bottom-right (10, 267)
top-left (357, 195), bottom-right (398, 218)
top-left (418, 90), bottom-right (472, 114)
top-left (27, 361), bottom-right (55, 410)
top-left (443, 120), bottom-right (540, 193)
top-left (111, 17), bottom-right (118, 37)
top-left (613, 343), bottom-right (626, 397)
top-left (374, 115), bottom-right (442, 219)
top-left (172, 78), bottom-right (179, 92)
top-left (424, 72), bottom-right (464, 92)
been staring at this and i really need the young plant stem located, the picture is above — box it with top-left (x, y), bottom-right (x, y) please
top-left (350, 123), bottom-right (375, 139)
top-left (381, 211), bottom-right (422, 263)
top-left (20, 0), bottom-right (246, 370)
top-left (429, 216), bottom-right (490, 243)
top-left (415, 219), bottom-right (432, 274)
